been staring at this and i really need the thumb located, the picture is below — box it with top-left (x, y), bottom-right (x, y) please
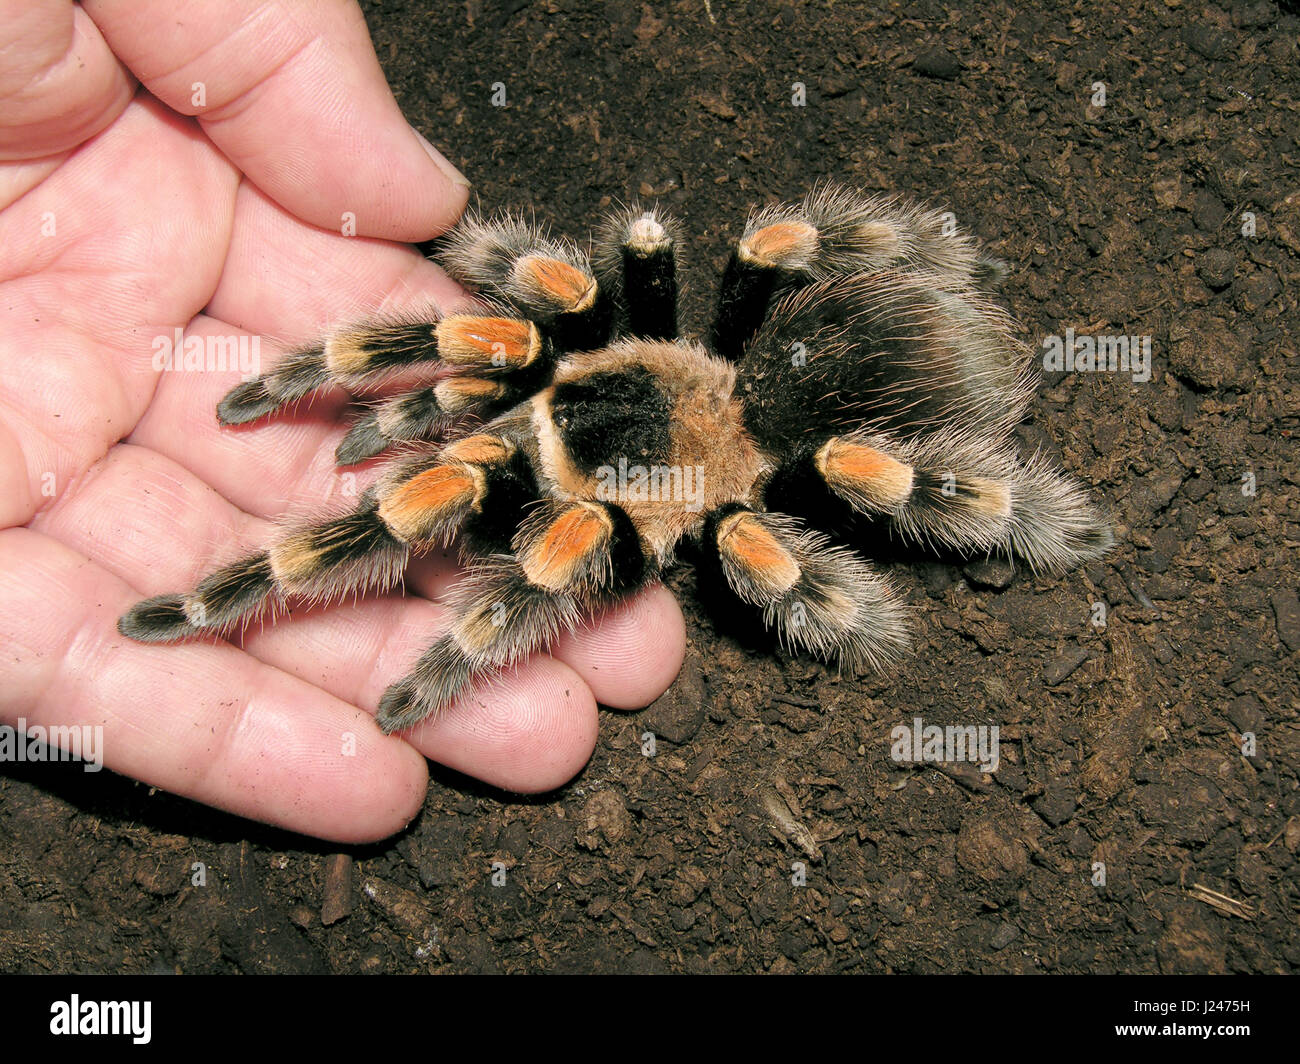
top-left (83, 0), bottom-right (469, 242)
top-left (0, 0), bottom-right (135, 161)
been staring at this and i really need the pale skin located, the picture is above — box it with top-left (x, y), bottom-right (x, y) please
top-left (0, 0), bottom-right (686, 842)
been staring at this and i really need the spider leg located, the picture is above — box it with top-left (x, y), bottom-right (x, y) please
top-left (375, 499), bottom-right (649, 733)
top-left (768, 428), bottom-right (1113, 572)
top-left (712, 183), bottom-right (1006, 360)
top-left (117, 428), bottom-right (539, 642)
top-left (117, 493), bottom-right (410, 641)
top-left (594, 204), bottom-right (680, 340)
top-left (438, 210), bottom-right (614, 350)
top-left (335, 386), bottom-right (453, 467)
top-left (712, 220), bottom-right (809, 360)
top-left (217, 313), bottom-right (554, 439)
top-left (331, 316), bottom-right (558, 464)
top-left (700, 504), bottom-right (909, 671)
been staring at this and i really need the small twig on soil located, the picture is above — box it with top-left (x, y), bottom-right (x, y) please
top-left (1188, 883), bottom-right (1255, 921)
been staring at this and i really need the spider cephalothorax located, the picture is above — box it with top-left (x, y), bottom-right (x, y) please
top-left (120, 184), bottom-right (1112, 733)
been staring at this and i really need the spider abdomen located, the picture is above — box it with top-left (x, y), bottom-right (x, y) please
top-left (734, 271), bottom-right (1035, 451)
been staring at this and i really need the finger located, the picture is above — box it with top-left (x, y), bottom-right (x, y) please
top-left (133, 189), bottom-right (468, 521)
top-left (132, 310), bottom-right (496, 527)
top-left (207, 180), bottom-right (467, 342)
top-left (127, 314), bottom-right (376, 521)
top-left (34, 442), bottom-right (601, 791)
top-left (83, 0), bottom-right (469, 241)
top-left (0, 526), bottom-right (428, 843)
top-left (235, 595), bottom-right (602, 792)
top-left (551, 584), bottom-right (687, 710)
top-left (399, 659), bottom-right (600, 792)
top-left (131, 180), bottom-right (467, 522)
top-left (0, 0), bottom-right (134, 161)
top-left (236, 594), bottom-right (601, 793)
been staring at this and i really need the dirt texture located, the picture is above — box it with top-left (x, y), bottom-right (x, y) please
top-left (2, 0), bottom-right (1298, 974)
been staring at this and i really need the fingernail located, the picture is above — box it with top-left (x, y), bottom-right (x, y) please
top-left (411, 126), bottom-right (470, 190)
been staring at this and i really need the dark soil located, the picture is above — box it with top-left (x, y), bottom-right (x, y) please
top-left (3, 0), bottom-right (1298, 974)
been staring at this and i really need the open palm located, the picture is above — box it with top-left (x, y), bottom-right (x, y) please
top-left (0, 0), bottom-right (684, 842)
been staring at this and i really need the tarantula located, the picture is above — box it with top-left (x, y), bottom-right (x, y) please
top-left (119, 184), bottom-right (1112, 733)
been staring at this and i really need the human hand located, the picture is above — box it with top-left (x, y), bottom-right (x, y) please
top-left (0, 0), bottom-right (685, 842)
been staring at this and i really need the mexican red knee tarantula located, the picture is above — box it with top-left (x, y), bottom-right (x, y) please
top-left (120, 184), bottom-right (1112, 733)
